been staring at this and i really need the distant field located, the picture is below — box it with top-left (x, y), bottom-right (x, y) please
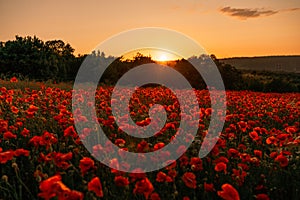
top-left (220, 56), bottom-right (300, 73)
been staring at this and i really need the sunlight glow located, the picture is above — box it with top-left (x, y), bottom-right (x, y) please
top-left (121, 48), bottom-right (182, 62)
top-left (157, 54), bottom-right (168, 61)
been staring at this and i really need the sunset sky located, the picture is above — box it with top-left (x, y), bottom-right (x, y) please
top-left (1, 0), bottom-right (299, 58)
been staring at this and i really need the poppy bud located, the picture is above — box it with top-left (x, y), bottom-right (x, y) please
top-left (2, 175), bottom-right (8, 182)
top-left (12, 162), bottom-right (19, 171)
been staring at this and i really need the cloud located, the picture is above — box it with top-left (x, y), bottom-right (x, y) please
top-left (220, 6), bottom-right (278, 20)
top-left (281, 7), bottom-right (300, 12)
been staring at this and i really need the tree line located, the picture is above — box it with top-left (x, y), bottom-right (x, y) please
top-left (0, 36), bottom-right (84, 81)
top-left (0, 36), bottom-right (299, 92)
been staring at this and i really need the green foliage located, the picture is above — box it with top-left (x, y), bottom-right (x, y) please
top-left (0, 36), bottom-right (80, 81)
top-left (242, 70), bottom-right (300, 93)
top-left (264, 78), bottom-right (298, 93)
top-left (211, 55), bottom-right (244, 90)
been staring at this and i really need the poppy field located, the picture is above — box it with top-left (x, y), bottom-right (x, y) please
top-left (0, 78), bottom-right (299, 200)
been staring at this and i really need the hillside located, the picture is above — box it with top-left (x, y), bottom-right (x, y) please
top-left (220, 56), bottom-right (300, 73)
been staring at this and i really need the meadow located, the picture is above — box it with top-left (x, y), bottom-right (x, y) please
top-left (0, 78), bottom-right (299, 200)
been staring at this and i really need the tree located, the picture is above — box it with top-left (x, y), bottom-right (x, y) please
top-left (0, 36), bottom-right (76, 81)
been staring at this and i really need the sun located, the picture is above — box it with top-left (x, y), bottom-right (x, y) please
top-left (157, 54), bottom-right (168, 62)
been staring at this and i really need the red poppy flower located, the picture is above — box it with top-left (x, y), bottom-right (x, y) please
top-left (150, 192), bottom-right (161, 200)
top-left (42, 131), bottom-right (58, 150)
top-left (88, 177), bottom-right (103, 197)
top-left (38, 174), bottom-right (62, 200)
top-left (15, 121), bottom-right (23, 128)
top-left (115, 138), bottom-right (126, 147)
top-left (114, 176), bottom-right (130, 187)
top-left (254, 150), bottom-right (262, 158)
top-left (10, 77), bottom-right (18, 83)
top-left (11, 106), bottom-right (19, 114)
top-left (29, 135), bottom-right (43, 148)
top-left (64, 190), bottom-right (84, 200)
top-left (277, 133), bottom-right (289, 141)
top-left (238, 121), bottom-right (247, 132)
top-left (227, 148), bottom-right (240, 158)
top-left (55, 181), bottom-right (72, 199)
top-left (204, 182), bottom-right (215, 192)
top-left (211, 146), bottom-right (220, 156)
top-left (176, 145), bottom-right (187, 156)
top-left (80, 127), bottom-right (91, 139)
top-left (237, 163), bottom-right (249, 171)
top-left (269, 152), bottom-right (278, 159)
top-left (168, 170), bottom-right (177, 180)
top-left (215, 162), bottom-right (227, 173)
top-left (240, 153), bottom-right (251, 163)
top-left (153, 142), bottom-right (165, 151)
top-left (256, 193), bottom-right (270, 200)
top-left (179, 155), bottom-right (189, 167)
top-left (137, 140), bottom-right (149, 153)
top-left (129, 168), bottom-right (146, 181)
top-left (266, 136), bottom-right (277, 145)
top-left (217, 183), bottom-right (240, 200)
top-left (133, 178), bottom-right (154, 199)
top-left (3, 131), bottom-right (17, 140)
top-left (79, 157), bottom-right (94, 175)
top-left (156, 171), bottom-right (173, 183)
top-left (275, 154), bottom-right (288, 167)
top-left (285, 126), bottom-right (296, 134)
top-left (109, 158), bottom-right (120, 173)
top-left (190, 157), bottom-right (203, 171)
top-left (282, 150), bottom-right (292, 156)
top-left (249, 131), bottom-right (260, 141)
top-left (0, 150), bottom-right (14, 164)
top-left (52, 152), bottom-right (73, 169)
top-left (214, 156), bottom-right (229, 164)
top-left (165, 160), bottom-right (176, 170)
top-left (27, 105), bottom-right (39, 114)
top-left (39, 152), bottom-right (52, 163)
top-left (5, 96), bottom-right (12, 104)
top-left (14, 148), bottom-right (30, 157)
top-left (182, 172), bottom-right (197, 189)
top-left (232, 169), bottom-right (247, 186)
top-left (0, 119), bottom-right (8, 132)
top-left (238, 144), bottom-right (247, 151)
top-left (21, 128), bottom-right (30, 137)
top-left (64, 126), bottom-right (77, 137)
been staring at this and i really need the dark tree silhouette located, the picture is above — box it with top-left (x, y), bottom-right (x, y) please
top-left (0, 36), bottom-right (298, 92)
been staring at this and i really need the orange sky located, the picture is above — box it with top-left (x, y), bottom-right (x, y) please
top-left (1, 0), bottom-right (299, 58)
